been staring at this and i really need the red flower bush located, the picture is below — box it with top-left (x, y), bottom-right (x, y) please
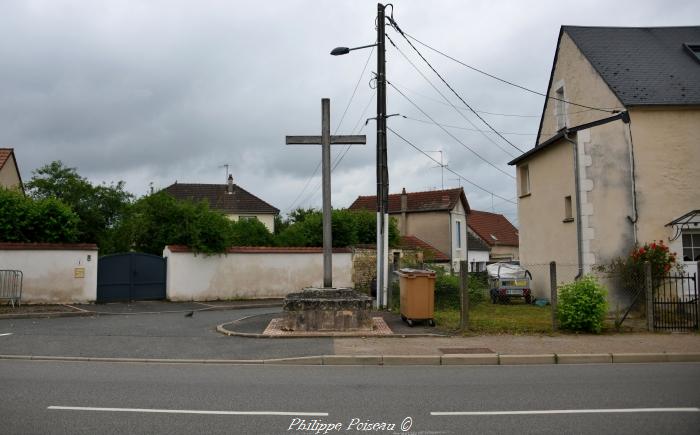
top-left (629, 240), bottom-right (678, 280)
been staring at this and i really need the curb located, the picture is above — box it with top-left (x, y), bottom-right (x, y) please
top-left (216, 314), bottom-right (447, 339)
top-left (0, 302), bottom-right (283, 320)
top-left (3, 352), bottom-right (699, 366)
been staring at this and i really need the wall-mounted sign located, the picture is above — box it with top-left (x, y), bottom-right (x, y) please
top-left (74, 267), bottom-right (85, 279)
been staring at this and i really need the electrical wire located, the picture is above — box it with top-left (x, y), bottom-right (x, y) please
top-left (402, 115), bottom-right (540, 137)
top-left (394, 27), bottom-right (622, 114)
top-left (387, 126), bottom-right (516, 204)
top-left (385, 28), bottom-right (525, 155)
top-left (389, 80), bottom-right (516, 175)
top-left (284, 46), bottom-right (374, 213)
top-left (386, 33), bottom-right (521, 158)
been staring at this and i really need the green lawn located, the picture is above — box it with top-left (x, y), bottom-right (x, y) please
top-left (435, 302), bottom-right (554, 334)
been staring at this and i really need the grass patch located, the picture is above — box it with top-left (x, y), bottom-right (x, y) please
top-left (435, 302), bottom-right (553, 334)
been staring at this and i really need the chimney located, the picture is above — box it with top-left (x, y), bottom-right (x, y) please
top-left (227, 174), bottom-right (234, 194)
top-left (400, 187), bottom-right (408, 212)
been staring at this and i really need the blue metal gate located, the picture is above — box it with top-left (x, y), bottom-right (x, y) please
top-left (97, 253), bottom-right (166, 302)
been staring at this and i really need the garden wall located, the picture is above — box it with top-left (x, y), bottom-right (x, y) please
top-left (0, 243), bottom-right (98, 303)
top-left (163, 245), bottom-right (354, 301)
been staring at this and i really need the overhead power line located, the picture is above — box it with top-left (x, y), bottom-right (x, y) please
top-left (284, 46), bottom-right (375, 213)
top-left (396, 27), bottom-right (621, 114)
top-left (386, 27), bottom-right (525, 156)
top-left (388, 80), bottom-right (516, 175)
top-left (386, 33), bottom-right (521, 158)
top-left (387, 126), bottom-right (516, 205)
top-left (402, 115), bottom-right (540, 137)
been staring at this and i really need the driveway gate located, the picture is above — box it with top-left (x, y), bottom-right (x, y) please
top-left (653, 273), bottom-right (698, 331)
top-left (97, 253), bottom-right (166, 302)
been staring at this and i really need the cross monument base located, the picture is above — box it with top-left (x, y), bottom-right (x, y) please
top-left (283, 288), bottom-right (374, 332)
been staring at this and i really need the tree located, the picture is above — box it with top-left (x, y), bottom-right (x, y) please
top-left (117, 192), bottom-right (236, 255)
top-left (26, 161), bottom-right (133, 248)
top-left (0, 188), bottom-right (79, 243)
top-left (230, 218), bottom-right (275, 246)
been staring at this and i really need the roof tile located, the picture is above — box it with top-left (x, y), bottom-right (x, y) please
top-left (468, 210), bottom-right (519, 247)
top-left (163, 183), bottom-right (279, 214)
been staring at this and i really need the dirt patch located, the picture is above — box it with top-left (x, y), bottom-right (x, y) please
top-left (0, 304), bottom-right (82, 315)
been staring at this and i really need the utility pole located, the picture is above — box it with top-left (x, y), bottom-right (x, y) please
top-left (376, 2), bottom-right (389, 309)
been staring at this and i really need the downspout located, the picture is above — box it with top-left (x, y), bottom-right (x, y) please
top-left (624, 113), bottom-right (639, 245)
top-left (563, 131), bottom-right (584, 280)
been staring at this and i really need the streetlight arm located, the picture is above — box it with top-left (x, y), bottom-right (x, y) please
top-left (330, 43), bottom-right (378, 56)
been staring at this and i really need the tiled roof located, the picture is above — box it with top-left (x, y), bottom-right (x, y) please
top-left (348, 188), bottom-right (469, 213)
top-left (0, 243), bottom-right (98, 250)
top-left (468, 233), bottom-right (491, 252)
top-left (0, 149), bottom-right (12, 171)
top-left (563, 26), bottom-right (700, 106)
top-left (468, 210), bottom-right (519, 247)
top-left (167, 245), bottom-right (351, 254)
top-left (399, 235), bottom-right (450, 262)
top-left (163, 182), bottom-right (279, 215)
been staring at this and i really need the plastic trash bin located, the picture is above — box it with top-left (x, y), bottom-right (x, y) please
top-left (396, 268), bottom-right (436, 327)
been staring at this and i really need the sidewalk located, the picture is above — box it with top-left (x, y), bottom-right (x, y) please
top-left (1, 301), bottom-right (699, 365)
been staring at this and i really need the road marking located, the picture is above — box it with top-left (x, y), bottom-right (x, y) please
top-left (48, 406), bottom-right (328, 416)
top-left (0, 333), bottom-right (12, 337)
top-left (431, 408), bottom-right (700, 416)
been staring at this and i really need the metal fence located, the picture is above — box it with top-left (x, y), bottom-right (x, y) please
top-left (0, 270), bottom-right (23, 307)
top-left (652, 272), bottom-right (698, 332)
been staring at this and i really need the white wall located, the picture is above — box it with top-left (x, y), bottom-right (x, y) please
top-left (467, 249), bottom-right (490, 272)
top-left (0, 243), bottom-right (98, 303)
top-left (164, 246), bottom-right (354, 301)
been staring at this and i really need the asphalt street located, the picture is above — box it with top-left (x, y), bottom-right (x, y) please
top-left (0, 308), bottom-right (334, 359)
top-left (1, 360), bottom-right (698, 435)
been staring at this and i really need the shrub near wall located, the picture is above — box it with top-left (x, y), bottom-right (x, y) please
top-left (557, 275), bottom-right (608, 333)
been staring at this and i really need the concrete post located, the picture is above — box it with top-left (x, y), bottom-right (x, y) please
top-left (645, 261), bottom-right (654, 332)
top-left (549, 261), bottom-right (558, 331)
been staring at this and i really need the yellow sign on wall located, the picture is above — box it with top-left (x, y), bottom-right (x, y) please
top-left (74, 267), bottom-right (85, 279)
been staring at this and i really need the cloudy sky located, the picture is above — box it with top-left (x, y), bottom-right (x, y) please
top-left (2, 0), bottom-right (698, 224)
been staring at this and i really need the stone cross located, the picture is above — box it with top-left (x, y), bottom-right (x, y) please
top-left (286, 98), bottom-right (366, 288)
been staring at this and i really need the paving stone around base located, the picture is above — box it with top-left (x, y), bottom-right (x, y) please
top-left (263, 317), bottom-right (393, 337)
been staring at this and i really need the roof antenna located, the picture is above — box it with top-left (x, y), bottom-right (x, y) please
top-left (219, 164), bottom-right (230, 181)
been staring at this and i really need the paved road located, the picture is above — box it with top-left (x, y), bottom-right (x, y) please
top-left (0, 308), bottom-right (334, 360)
top-left (1, 360), bottom-right (698, 434)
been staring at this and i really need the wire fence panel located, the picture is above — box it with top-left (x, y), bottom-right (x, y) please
top-left (0, 270), bottom-right (23, 307)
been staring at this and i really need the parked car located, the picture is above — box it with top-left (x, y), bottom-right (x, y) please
top-left (487, 262), bottom-right (532, 304)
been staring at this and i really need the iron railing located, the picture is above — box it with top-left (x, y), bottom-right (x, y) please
top-left (653, 273), bottom-right (698, 332)
top-left (0, 270), bottom-right (23, 307)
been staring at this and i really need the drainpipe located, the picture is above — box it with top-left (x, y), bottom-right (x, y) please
top-left (563, 131), bottom-right (584, 280)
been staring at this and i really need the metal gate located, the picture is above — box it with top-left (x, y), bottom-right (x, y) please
top-left (97, 253), bottom-right (166, 302)
top-left (653, 273), bottom-right (698, 331)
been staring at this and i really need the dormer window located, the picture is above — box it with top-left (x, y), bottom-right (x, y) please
top-left (683, 43), bottom-right (700, 63)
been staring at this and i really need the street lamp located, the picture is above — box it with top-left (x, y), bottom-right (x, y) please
top-left (331, 3), bottom-right (389, 309)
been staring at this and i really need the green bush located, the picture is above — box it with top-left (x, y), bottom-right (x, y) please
top-left (432, 268), bottom-right (488, 310)
top-left (0, 188), bottom-right (79, 243)
top-left (557, 275), bottom-right (608, 333)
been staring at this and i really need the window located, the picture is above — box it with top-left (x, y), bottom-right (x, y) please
top-left (563, 195), bottom-right (573, 222)
top-left (239, 215), bottom-right (258, 222)
top-left (682, 232), bottom-right (700, 261)
top-left (555, 86), bottom-right (566, 130)
top-left (456, 221), bottom-right (462, 249)
top-left (519, 165), bottom-right (530, 196)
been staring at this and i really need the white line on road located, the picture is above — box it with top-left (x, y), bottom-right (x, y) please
top-left (48, 406), bottom-right (328, 416)
top-left (431, 408), bottom-right (700, 416)
top-left (0, 333), bottom-right (12, 337)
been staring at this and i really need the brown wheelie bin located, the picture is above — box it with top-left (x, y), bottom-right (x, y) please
top-left (396, 268), bottom-right (436, 327)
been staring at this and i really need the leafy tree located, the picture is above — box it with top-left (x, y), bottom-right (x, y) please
top-left (0, 188), bottom-right (79, 243)
top-left (117, 192), bottom-right (235, 255)
top-left (26, 161), bottom-right (133, 247)
top-left (230, 218), bottom-right (275, 246)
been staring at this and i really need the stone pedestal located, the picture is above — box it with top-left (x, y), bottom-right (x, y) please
top-left (283, 287), bottom-right (373, 331)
